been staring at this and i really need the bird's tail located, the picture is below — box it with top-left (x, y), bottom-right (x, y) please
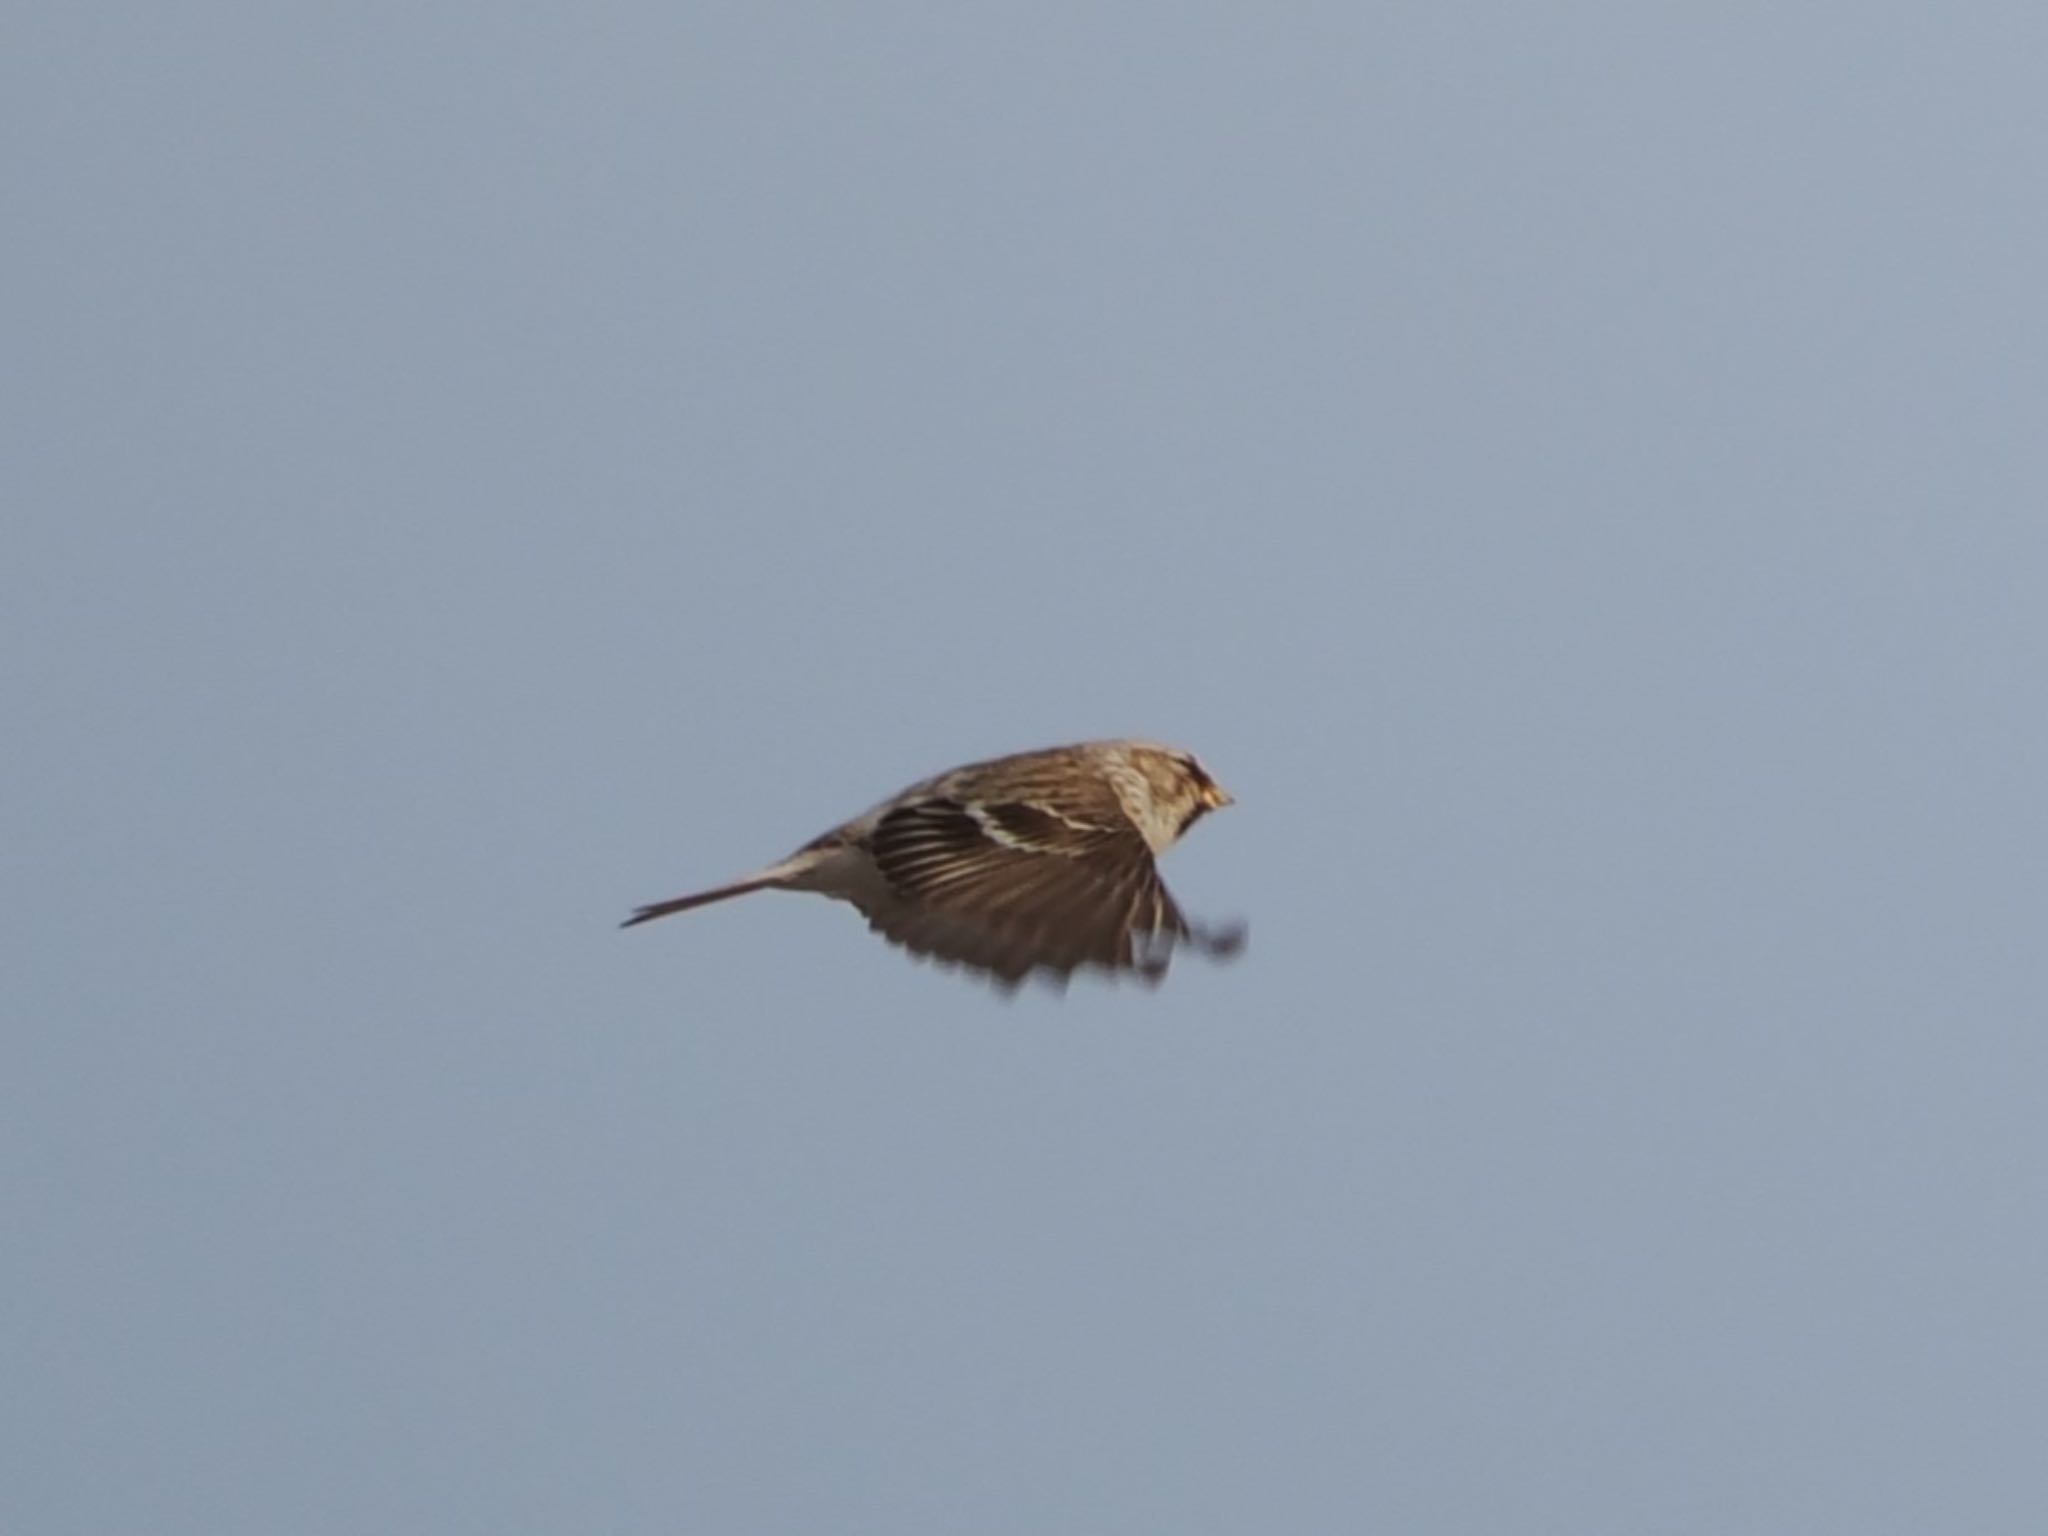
top-left (621, 849), bottom-right (827, 929)
top-left (620, 876), bottom-right (784, 929)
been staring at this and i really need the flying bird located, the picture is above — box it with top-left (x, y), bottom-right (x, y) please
top-left (623, 740), bottom-right (1244, 989)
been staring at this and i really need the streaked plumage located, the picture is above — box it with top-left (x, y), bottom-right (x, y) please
top-left (623, 740), bottom-right (1244, 990)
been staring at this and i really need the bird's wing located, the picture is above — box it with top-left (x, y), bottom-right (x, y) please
top-left (859, 796), bottom-right (1189, 987)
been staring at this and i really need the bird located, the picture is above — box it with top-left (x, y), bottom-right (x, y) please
top-left (623, 739), bottom-right (1245, 990)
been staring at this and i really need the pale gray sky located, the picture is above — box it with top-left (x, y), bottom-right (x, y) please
top-left (8, 3), bottom-right (2048, 1531)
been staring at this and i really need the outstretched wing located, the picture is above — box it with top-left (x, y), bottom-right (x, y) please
top-left (859, 796), bottom-right (1192, 988)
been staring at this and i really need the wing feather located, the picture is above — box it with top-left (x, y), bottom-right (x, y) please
top-left (861, 797), bottom-right (1193, 986)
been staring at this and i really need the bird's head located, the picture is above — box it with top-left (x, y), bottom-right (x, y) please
top-left (1127, 743), bottom-right (1233, 843)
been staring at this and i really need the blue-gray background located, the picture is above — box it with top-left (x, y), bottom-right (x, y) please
top-left (9, 4), bottom-right (2047, 1531)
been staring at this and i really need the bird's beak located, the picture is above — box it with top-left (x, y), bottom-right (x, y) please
top-left (1202, 782), bottom-right (1235, 810)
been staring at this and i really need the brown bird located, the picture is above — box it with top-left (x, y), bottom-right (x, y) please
top-left (624, 740), bottom-right (1244, 989)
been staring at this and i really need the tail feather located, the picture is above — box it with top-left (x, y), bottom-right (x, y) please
top-left (621, 876), bottom-right (782, 929)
